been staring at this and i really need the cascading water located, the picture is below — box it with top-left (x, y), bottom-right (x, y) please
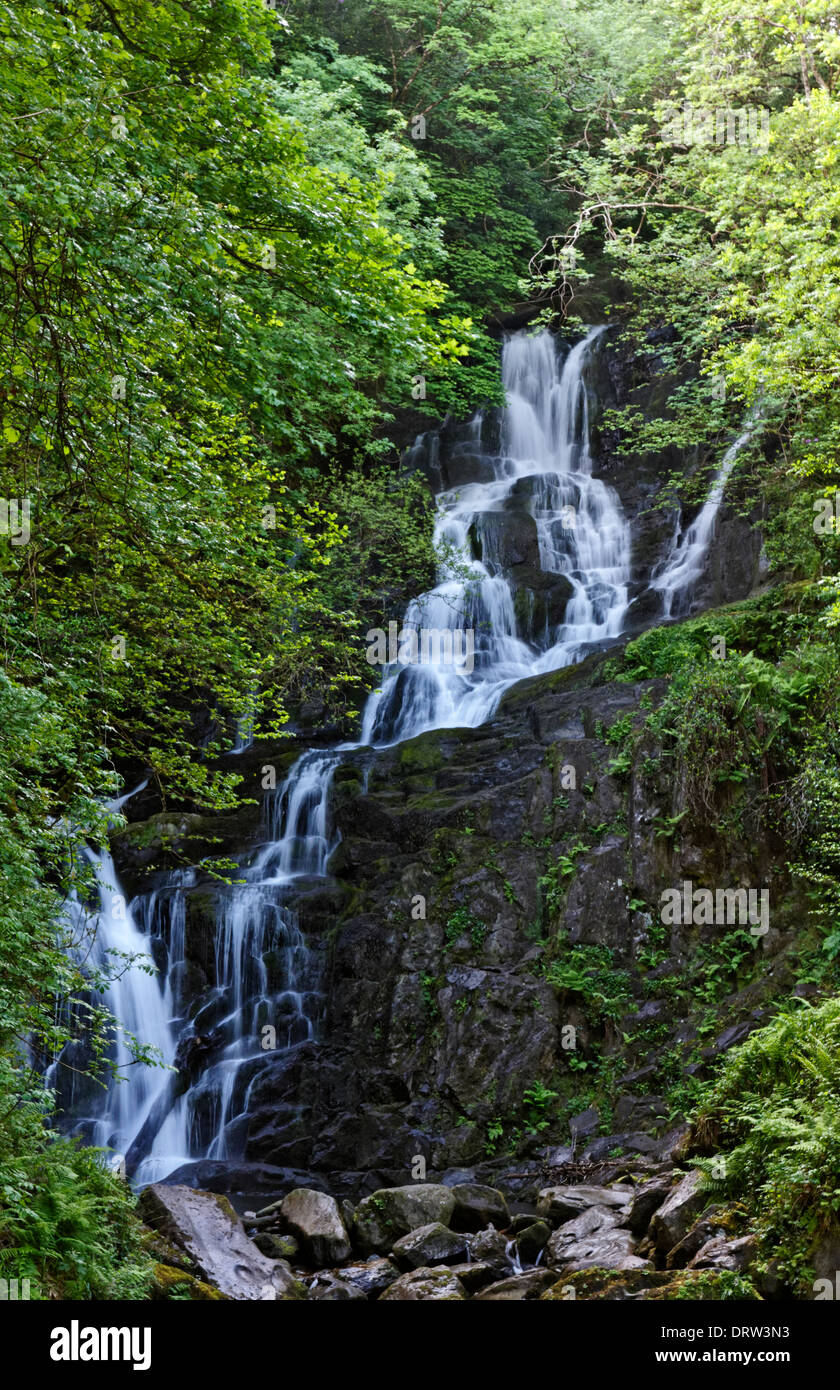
top-left (59, 327), bottom-right (635, 1182)
top-left (59, 759), bottom-right (335, 1183)
top-left (361, 327), bottom-right (631, 746)
top-left (651, 413), bottom-right (759, 619)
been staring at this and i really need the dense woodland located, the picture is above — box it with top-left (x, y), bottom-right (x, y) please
top-left (2, 0), bottom-right (840, 1306)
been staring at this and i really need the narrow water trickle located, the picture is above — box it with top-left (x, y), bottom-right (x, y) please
top-left (651, 413), bottom-right (759, 619)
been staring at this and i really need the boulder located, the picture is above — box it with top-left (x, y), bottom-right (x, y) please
top-left (473, 1270), bottom-right (560, 1300)
top-left (254, 1232), bottom-right (299, 1261)
top-left (379, 1266), bottom-right (467, 1301)
top-left (547, 1205), bottom-right (648, 1273)
top-left (467, 1225), bottom-right (513, 1275)
top-left (138, 1184), bottom-right (300, 1300)
top-left (307, 1272), bottom-right (367, 1301)
top-left (391, 1222), bottom-right (469, 1270)
top-left (649, 1171), bottom-right (706, 1254)
top-left (688, 1234), bottom-right (757, 1273)
top-left (337, 1258), bottom-right (400, 1297)
top-left (536, 1184), bottom-right (633, 1227)
top-left (449, 1182), bottom-right (510, 1233)
top-left (666, 1212), bottom-right (724, 1270)
top-left (447, 1261), bottom-right (499, 1293)
top-left (627, 1179), bottom-right (672, 1235)
top-left (353, 1184), bottom-right (456, 1255)
top-left (280, 1188), bottom-right (351, 1267)
top-left (516, 1221), bottom-right (551, 1265)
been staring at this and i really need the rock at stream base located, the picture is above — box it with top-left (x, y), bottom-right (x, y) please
top-left (280, 1188), bottom-right (351, 1267)
top-left (448, 1182), bottom-right (510, 1232)
top-left (337, 1258), bottom-right (400, 1297)
top-left (473, 1269), bottom-right (560, 1300)
top-left (537, 1184), bottom-right (633, 1226)
top-left (547, 1205), bottom-right (648, 1273)
top-left (353, 1184), bottom-right (456, 1255)
top-left (138, 1184), bottom-right (301, 1300)
top-left (379, 1266), bottom-right (467, 1300)
top-left (391, 1222), bottom-right (469, 1269)
top-left (649, 1171), bottom-right (706, 1253)
top-left (307, 1273), bottom-right (367, 1301)
top-left (516, 1221), bottom-right (551, 1264)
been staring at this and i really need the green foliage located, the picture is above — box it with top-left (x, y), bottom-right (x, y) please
top-left (522, 1080), bottom-right (559, 1133)
top-left (290, 0), bottom-right (583, 411)
top-left (0, 1127), bottom-right (153, 1299)
top-left (692, 997), bottom-right (840, 1291)
top-left (0, 0), bottom-right (467, 807)
top-left (445, 905), bottom-right (487, 953)
top-left (538, 838), bottom-right (589, 920)
top-left (0, 670), bottom-right (155, 1298)
top-left (543, 943), bottom-right (632, 1024)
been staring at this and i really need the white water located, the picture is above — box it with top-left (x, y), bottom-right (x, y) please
top-left (62, 328), bottom-right (636, 1180)
top-left (48, 836), bottom-right (176, 1175)
top-left (360, 327), bottom-right (630, 746)
top-left (650, 416), bottom-right (757, 618)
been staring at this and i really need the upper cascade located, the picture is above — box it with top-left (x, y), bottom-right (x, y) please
top-left (360, 326), bottom-right (632, 746)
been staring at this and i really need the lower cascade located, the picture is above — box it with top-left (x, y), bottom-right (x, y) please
top-left (54, 327), bottom-right (744, 1184)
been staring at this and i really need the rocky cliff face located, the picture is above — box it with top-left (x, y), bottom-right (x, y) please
top-left (101, 328), bottom-right (786, 1203)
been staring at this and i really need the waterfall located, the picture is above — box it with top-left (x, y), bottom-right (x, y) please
top-left (360, 327), bottom-right (631, 746)
top-left (59, 327), bottom-right (634, 1183)
top-left (650, 413), bottom-right (758, 619)
top-left (57, 761), bottom-right (333, 1182)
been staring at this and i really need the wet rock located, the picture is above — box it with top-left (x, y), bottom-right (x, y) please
top-left (666, 1211), bottom-right (724, 1270)
top-left (448, 1261), bottom-right (499, 1293)
top-left (307, 1272), bottom-right (367, 1301)
top-left (547, 1205), bottom-right (648, 1273)
top-left (338, 1258), bottom-right (401, 1297)
top-left (467, 1226), bottom-right (513, 1275)
top-left (473, 1269), bottom-right (560, 1300)
top-left (627, 1178), bottom-right (673, 1235)
top-left (379, 1266), bottom-right (467, 1301)
top-left (688, 1234), bottom-right (757, 1273)
top-left (391, 1222), bottom-right (469, 1270)
top-left (280, 1188), bottom-right (351, 1267)
top-left (649, 1171), bottom-right (706, 1254)
top-left (138, 1184), bottom-right (301, 1300)
top-left (353, 1184), bottom-right (456, 1255)
top-left (472, 507), bottom-right (540, 570)
top-left (536, 1184), bottom-right (633, 1227)
top-left (449, 1183), bottom-right (510, 1233)
top-left (568, 1106), bottom-right (601, 1139)
top-left (516, 1221), bottom-right (551, 1265)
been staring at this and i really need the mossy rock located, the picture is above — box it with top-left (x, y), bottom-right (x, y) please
top-left (398, 735), bottom-right (445, 772)
top-left (151, 1262), bottom-right (228, 1301)
top-left (541, 1267), bottom-right (760, 1301)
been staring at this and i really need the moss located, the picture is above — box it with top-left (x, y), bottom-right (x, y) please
top-left (541, 1268), bottom-right (760, 1301)
top-left (152, 1262), bottom-right (228, 1300)
top-left (398, 735), bottom-right (445, 771)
